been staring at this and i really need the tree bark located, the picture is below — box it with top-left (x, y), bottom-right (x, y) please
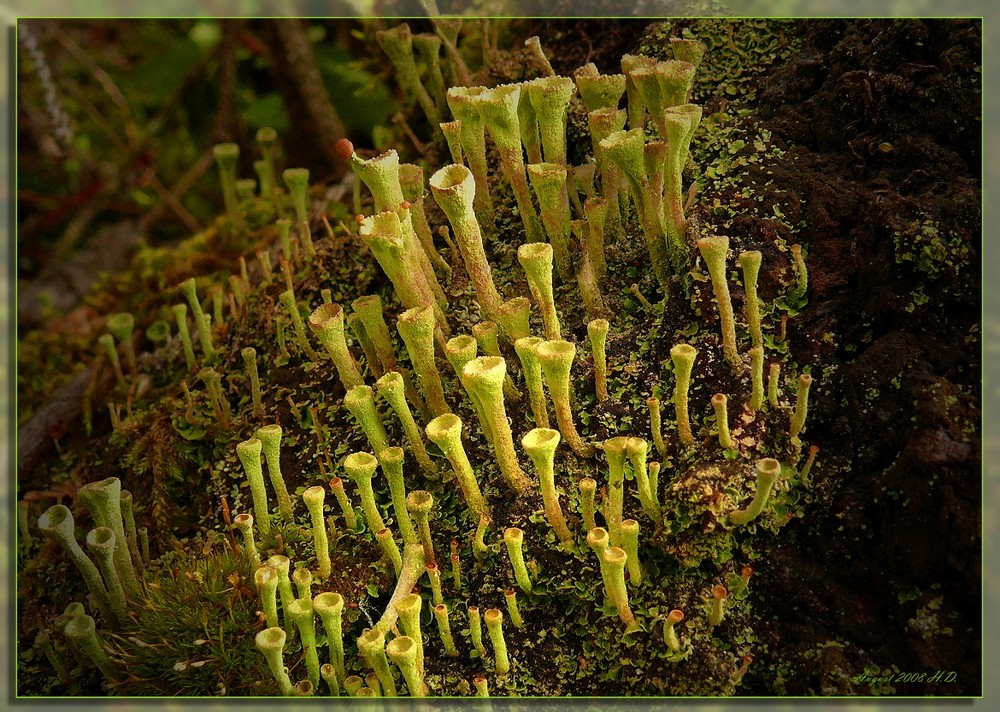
top-left (268, 19), bottom-right (347, 173)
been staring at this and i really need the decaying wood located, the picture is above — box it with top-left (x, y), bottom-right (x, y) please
top-left (18, 362), bottom-right (114, 479)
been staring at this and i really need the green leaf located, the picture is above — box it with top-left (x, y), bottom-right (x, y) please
top-left (314, 45), bottom-right (398, 137)
top-left (120, 36), bottom-right (203, 109)
top-left (243, 93), bottom-right (289, 133)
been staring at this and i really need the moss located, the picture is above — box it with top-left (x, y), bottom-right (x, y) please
top-left (19, 19), bottom-right (851, 699)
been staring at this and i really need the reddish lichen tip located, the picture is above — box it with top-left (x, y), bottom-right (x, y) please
top-left (335, 138), bottom-right (355, 160)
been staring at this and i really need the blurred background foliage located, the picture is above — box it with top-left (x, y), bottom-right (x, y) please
top-left (17, 19), bottom-right (404, 322)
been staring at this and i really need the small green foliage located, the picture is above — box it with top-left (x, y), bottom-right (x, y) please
top-left (20, 19), bottom-right (853, 700)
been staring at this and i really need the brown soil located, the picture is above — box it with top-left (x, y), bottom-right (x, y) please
top-left (735, 20), bottom-right (980, 695)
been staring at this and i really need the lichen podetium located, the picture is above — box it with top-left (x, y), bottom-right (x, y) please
top-left (23, 20), bottom-right (842, 699)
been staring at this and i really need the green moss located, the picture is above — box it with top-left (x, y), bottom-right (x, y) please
top-left (18, 19), bottom-right (850, 699)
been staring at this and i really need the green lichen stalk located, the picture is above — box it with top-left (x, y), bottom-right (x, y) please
top-left (468, 605), bottom-right (487, 657)
top-left (399, 162), bottom-right (452, 280)
top-left (406, 490), bottom-right (437, 566)
top-left (77, 477), bottom-right (141, 600)
top-left (425, 414), bottom-right (490, 518)
top-left (602, 547), bottom-right (638, 629)
top-left (236, 438), bottom-right (271, 535)
top-left (256, 425), bottom-right (294, 522)
top-left (344, 385), bottom-right (390, 455)
top-left (352, 295), bottom-right (399, 374)
top-left (711, 393), bottom-right (735, 450)
top-left (118, 490), bottom-right (144, 578)
top-left (314, 592), bottom-right (346, 685)
top-left (287, 598), bottom-right (320, 688)
top-left (767, 363), bottom-right (781, 409)
top-left (505, 589), bottom-right (524, 628)
top-left (233, 513), bottom-right (260, 568)
top-left (429, 164), bottom-right (504, 322)
top-left (588, 318), bottom-right (610, 403)
top-left (728, 458), bottom-right (782, 527)
top-left (515, 337), bottom-right (550, 429)
top-left (661, 104), bottom-right (702, 267)
top-left (440, 119), bottom-right (464, 164)
top-left (626, 436), bottom-right (660, 523)
top-left (328, 476), bottom-right (357, 530)
top-left (522, 428), bottom-right (575, 549)
top-left (359, 211), bottom-right (443, 327)
top-left (65, 613), bottom-right (120, 682)
top-left (738, 251), bottom-right (764, 349)
top-left (36, 631), bottom-right (71, 686)
top-left (342, 452), bottom-right (386, 534)
top-left (376, 24), bottom-right (440, 128)
top-left (463, 357), bottom-right (532, 495)
top-left (620, 519), bottom-right (643, 586)
top-left (212, 143), bottom-right (244, 233)
top-left (303, 487), bottom-right (331, 578)
top-left (84, 528), bottom-right (128, 626)
top-left (434, 603), bottom-right (460, 657)
top-left (647, 397), bottom-right (666, 458)
top-left (663, 609), bottom-right (685, 655)
top-left (347, 312), bottom-right (382, 378)
top-left (445, 335), bottom-right (493, 445)
top-left (387, 635), bottom-right (427, 697)
top-left (789, 243), bottom-right (808, 302)
top-left (427, 561), bottom-right (443, 605)
top-left (397, 305), bottom-right (451, 417)
top-left (537, 340), bottom-right (594, 458)
top-left (180, 277), bottom-right (214, 358)
top-left (171, 304), bottom-right (196, 369)
top-left (198, 367), bottom-right (231, 427)
top-left (603, 437), bottom-right (629, 547)
top-left (255, 127), bottom-right (280, 206)
top-left (789, 373), bottom-right (813, 446)
top-left (320, 664), bottom-right (340, 696)
top-left (378, 446), bottom-right (418, 545)
top-left (503, 527), bottom-right (533, 594)
top-left (255, 566), bottom-right (280, 628)
top-left (256, 627), bottom-right (295, 696)
top-left (748, 346), bottom-right (765, 412)
top-left (527, 162), bottom-right (572, 279)
top-left (474, 675), bottom-right (489, 697)
top-left (670, 344), bottom-right (698, 446)
top-left (698, 236), bottom-right (739, 368)
top-left (267, 555), bottom-right (295, 637)
top-left (517, 243), bottom-right (562, 341)
top-left (473, 83), bottom-right (545, 244)
top-left (242, 347), bottom-right (264, 418)
top-left (600, 128), bottom-right (670, 289)
top-left (445, 87), bottom-right (495, 230)
top-left (525, 75), bottom-right (574, 164)
top-left (708, 585), bottom-right (728, 628)
top-left (579, 478), bottom-right (598, 532)
top-left (376, 371), bottom-right (436, 476)
top-left (281, 167), bottom-right (315, 259)
top-left (308, 303), bottom-right (365, 390)
top-left (588, 107), bottom-right (627, 238)
top-left (395, 593), bottom-right (425, 677)
top-left (484, 608), bottom-right (510, 675)
top-left (584, 196), bottom-right (609, 279)
top-left (279, 289), bottom-right (320, 362)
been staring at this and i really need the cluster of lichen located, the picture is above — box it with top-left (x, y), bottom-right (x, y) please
top-left (19, 19), bottom-right (827, 698)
